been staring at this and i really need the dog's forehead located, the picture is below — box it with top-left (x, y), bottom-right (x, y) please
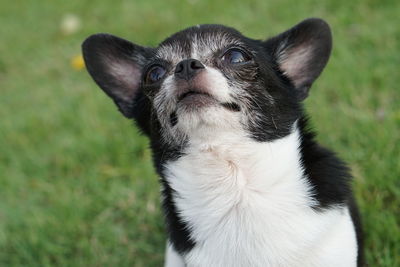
top-left (155, 25), bottom-right (245, 63)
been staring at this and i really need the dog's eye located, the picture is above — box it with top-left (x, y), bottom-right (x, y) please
top-left (146, 65), bottom-right (166, 83)
top-left (222, 49), bottom-right (251, 64)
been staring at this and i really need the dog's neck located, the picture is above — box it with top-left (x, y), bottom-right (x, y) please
top-left (169, 123), bottom-right (311, 193)
top-left (164, 123), bottom-right (316, 225)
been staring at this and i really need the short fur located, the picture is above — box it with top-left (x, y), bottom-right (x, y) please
top-left (82, 18), bottom-right (363, 266)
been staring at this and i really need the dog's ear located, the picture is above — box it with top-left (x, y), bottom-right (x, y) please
top-left (264, 18), bottom-right (332, 100)
top-left (82, 34), bottom-right (153, 118)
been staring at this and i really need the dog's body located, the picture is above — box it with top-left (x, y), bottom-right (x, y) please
top-left (83, 18), bottom-right (363, 267)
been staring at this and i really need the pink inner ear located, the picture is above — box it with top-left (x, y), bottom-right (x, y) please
top-left (279, 45), bottom-right (312, 88)
top-left (108, 60), bottom-right (142, 102)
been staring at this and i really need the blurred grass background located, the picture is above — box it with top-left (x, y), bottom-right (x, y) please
top-left (0, 0), bottom-right (399, 266)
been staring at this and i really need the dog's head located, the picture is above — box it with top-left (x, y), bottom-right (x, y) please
top-left (82, 18), bottom-right (331, 146)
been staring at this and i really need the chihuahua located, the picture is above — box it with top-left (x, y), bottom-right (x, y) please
top-left (82, 18), bottom-right (363, 267)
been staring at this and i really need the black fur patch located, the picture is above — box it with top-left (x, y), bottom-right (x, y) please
top-left (298, 116), bottom-right (352, 209)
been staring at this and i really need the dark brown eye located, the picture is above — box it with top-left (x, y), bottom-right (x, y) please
top-left (146, 65), bottom-right (166, 83)
top-left (222, 49), bottom-right (251, 64)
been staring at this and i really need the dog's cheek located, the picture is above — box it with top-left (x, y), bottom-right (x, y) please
top-left (216, 63), bottom-right (259, 95)
top-left (153, 79), bottom-right (178, 128)
top-left (236, 64), bottom-right (259, 83)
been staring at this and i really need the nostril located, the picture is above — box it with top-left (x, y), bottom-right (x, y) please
top-left (190, 59), bottom-right (204, 69)
top-left (175, 62), bottom-right (184, 73)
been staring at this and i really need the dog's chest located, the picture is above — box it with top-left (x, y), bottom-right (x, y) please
top-left (163, 131), bottom-right (357, 266)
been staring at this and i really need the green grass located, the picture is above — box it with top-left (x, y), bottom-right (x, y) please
top-left (0, 0), bottom-right (399, 266)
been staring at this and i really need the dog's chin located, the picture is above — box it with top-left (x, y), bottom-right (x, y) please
top-left (175, 102), bottom-right (242, 139)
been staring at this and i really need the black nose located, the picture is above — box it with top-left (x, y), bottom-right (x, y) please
top-left (175, 58), bottom-right (205, 80)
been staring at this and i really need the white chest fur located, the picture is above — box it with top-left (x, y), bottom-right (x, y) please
top-left (163, 130), bottom-right (357, 267)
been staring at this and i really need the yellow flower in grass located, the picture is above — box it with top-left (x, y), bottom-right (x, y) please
top-left (71, 54), bottom-right (85, 70)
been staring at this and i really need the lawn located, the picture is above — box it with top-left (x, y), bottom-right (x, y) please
top-left (0, 0), bottom-right (399, 266)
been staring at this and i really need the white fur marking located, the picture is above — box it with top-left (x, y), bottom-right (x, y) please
top-left (164, 128), bottom-right (357, 266)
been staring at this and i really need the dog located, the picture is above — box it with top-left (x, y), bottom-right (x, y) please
top-left (82, 18), bottom-right (363, 267)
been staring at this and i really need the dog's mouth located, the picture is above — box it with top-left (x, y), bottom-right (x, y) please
top-left (176, 89), bottom-right (241, 113)
top-left (221, 102), bottom-right (241, 112)
top-left (176, 89), bottom-right (217, 110)
top-left (177, 90), bottom-right (213, 102)
top-left (170, 89), bottom-right (241, 127)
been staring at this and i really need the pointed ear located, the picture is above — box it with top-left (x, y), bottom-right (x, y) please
top-left (264, 18), bottom-right (332, 100)
top-left (82, 34), bottom-right (153, 117)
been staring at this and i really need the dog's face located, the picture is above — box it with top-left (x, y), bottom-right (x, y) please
top-left (83, 18), bottom-right (331, 146)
